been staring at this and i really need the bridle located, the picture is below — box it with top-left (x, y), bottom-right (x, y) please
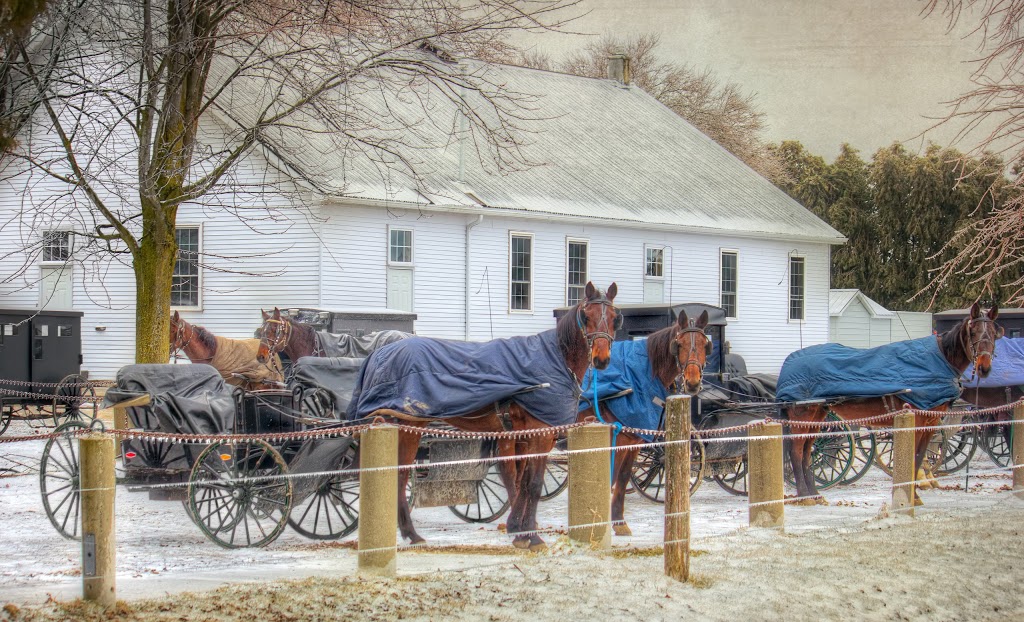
top-left (575, 298), bottom-right (620, 354)
top-left (961, 316), bottom-right (998, 379)
top-left (670, 319), bottom-right (712, 393)
top-left (259, 318), bottom-right (292, 359)
top-left (171, 320), bottom-right (212, 364)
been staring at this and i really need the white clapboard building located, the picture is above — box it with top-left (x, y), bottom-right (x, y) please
top-left (0, 53), bottom-right (845, 379)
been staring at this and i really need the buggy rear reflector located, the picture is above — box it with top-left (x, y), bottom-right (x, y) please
top-left (124, 451), bottom-right (137, 459)
top-left (220, 454), bottom-right (231, 461)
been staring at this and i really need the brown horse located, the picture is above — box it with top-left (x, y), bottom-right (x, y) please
top-left (784, 302), bottom-right (1001, 504)
top-left (256, 308), bottom-right (320, 364)
top-left (577, 309), bottom-right (711, 536)
top-left (170, 311), bottom-right (284, 389)
top-left (361, 282), bottom-right (618, 551)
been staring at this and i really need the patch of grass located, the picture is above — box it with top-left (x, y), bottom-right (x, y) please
top-left (688, 573), bottom-right (715, 589)
top-left (607, 546), bottom-right (663, 559)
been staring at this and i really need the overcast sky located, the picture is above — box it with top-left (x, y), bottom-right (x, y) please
top-left (515, 0), bottom-right (983, 161)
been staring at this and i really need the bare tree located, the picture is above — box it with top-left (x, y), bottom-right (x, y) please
top-left (0, 0), bottom-right (579, 363)
top-left (920, 0), bottom-right (1024, 305)
top-left (517, 33), bottom-right (787, 182)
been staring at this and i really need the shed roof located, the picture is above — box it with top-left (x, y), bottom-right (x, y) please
top-left (829, 289), bottom-right (893, 318)
top-left (212, 53), bottom-right (845, 244)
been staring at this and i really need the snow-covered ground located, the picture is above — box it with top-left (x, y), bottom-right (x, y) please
top-left (1, 417), bottom-right (1022, 620)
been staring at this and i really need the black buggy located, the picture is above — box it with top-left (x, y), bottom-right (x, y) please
top-left (41, 364), bottom-right (358, 548)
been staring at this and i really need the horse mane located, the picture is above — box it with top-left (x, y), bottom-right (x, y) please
top-left (190, 322), bottom-right (217, 352)
top-left (645, 324), bottom-right (677, 387)
top-left (556, 304), bottom-right (587, 368)
top-left (938, 317), bottom-right (971, 372)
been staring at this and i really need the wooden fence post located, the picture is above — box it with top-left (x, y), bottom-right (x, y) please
top-left (80, 432), bottom-right (116, 606)
top-left (1013, 403), bottom-right (1024, 499)
top-left (748, 422), bottom-right (784, 529)
top-left (568, 423), bottom-right (611, 548)
top-left (664, 395), bottom-right (691, 582)
top-left (892, 412), bottom-right (916, 517)
top-left (358, 425), bottom-right (398, 577)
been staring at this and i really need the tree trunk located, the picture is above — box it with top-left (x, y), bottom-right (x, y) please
top-left (133, 225), bottom-right (177, 364)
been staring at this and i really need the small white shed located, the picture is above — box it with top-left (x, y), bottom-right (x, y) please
top-left (828, 289), bottom-right (932, 348)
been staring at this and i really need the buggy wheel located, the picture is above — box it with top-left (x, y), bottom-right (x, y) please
top-left (188, 440), bottom-right (292, 548)
top-left (980, 418), bottom-right (1011, 468)
top-left (40, 421), bottom-right (88, 540)
top-left (288, 444), bottom-right (359, 540)
top-left (874, 430), bottom-right (947, 477)
top-left (0, 401), bottom-right (11, 436)
top-left (52, 374), bottom-right (95, 427)
top-left (934, 425), bottom-right (977, 476)
top-left (839, 427), bottom-right (876, 485)
top-left (630, 439), bottom-right (705, 503)
top-left (810, 419), bottom-right (855, 490)
top-left (540, 438), bottom-right (568, 500)
top-left (713, 456), bottom-right (748, 496)
top-left (448, 463), bottom-right (511, 523)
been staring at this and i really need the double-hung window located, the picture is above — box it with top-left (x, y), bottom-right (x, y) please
top-left (789, 255), bottom-right (805, 321)
top-left (720, 250), bottom-right (738, 318)
top-left (510, 232), bottom-right (533, 312)
top-left (566, 239), bottom-right (588, 306)
top-left (172, 226), bottom-right (201, 309)
top-left (643, 245), bottom-right (665, 303)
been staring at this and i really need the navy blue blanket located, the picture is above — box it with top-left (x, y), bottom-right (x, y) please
top-left (776, 336), bottom-right (961, 410)
top-left (962, 337), bottom-right (1024, 388)
top-left (580, 340), bottom-right (666, 441)
top-left (349, 330), bottom-right (581, 426)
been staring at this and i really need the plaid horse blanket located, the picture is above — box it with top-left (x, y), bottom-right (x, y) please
top-left (776, 336), bottom-right (961, 410)
top-left (209, 337), bottom-right (283, 387)
top-left (349, 330), bottom-right (580, 426)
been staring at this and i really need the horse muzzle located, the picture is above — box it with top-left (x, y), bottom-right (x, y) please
top-left (976, 354), bottom-right (993, 378)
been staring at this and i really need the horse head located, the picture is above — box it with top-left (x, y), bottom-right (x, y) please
top-left (577, 282), bottom-right (619, 370)
top-left (965, 302), bottom-right (1002, 378)
top-left (671, 309), bottom-right (711, 395)
top-left (256, 307), bottom-right (290, 364)
top-left (169, 310), bottom-right (183, 350)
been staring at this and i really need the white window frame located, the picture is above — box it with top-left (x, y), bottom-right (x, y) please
top-left (41, 230), bottom-right (72, 265)
top-left (788, 254), bottom-right (806, 323)
top-left (509, 231), bottom-right (534, 313)
top-left (565, 237), bottom-right (589, 307)
top-left (644, 245), bottom-right (665, 280)
top-left (387, 225), bottom-right (414, 266)
top-left (720, 249), bottom-right (739, 319)
top-left (171, 224), bottom-right (203, 311)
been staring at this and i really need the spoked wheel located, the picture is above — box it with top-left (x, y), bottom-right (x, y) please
top-left (713, 456), bottom-right (749, 496)
top-left (449, 463), bottom-right (511, 523)
top-left (52, 374), bottom-right (96, 427)
top-left (0, 400), bottom-right (11, 436)
top-left (288, 444), bottom-right (359, 540)
top-left (934, 424), bottom-right (977, 476)
top-left (805, 419), bottom-right (855, 490)
top-left (630, 439), bottom-right (705, 503)
top-left (189, 440), bottom-right (293, 548)
top-left (979, 418), bottom-right (1011, 468)
top-left (540, 438), bottom-right (568, 500)
top-left (874, 431), bottom-right (945, 477)
top-left (40, 421), bottom-right (88, 540)
top-left (839, 427), bottom-right (876, 485)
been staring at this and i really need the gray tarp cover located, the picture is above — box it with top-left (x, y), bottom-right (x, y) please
top-left (314, 330), bottom-right (410, 358)
top-left (349, 330), bottom-right (580, 426)
top-left (104, 364), bottom-right (236, 434)
top-left (290, 356), bottom-right (366, 418)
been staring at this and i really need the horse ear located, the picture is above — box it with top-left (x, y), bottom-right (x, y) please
top-left (261, 309), bottom-right (269, 320)
top-left (584, 281), bottom-right (596, 301)
top-left (273, 307), bottom-right (281, 319)
top-left (677, 309), bottom-right (689, 328)
top-left (606, 282), bottom-right (617, 301)
top-left (172, 310), bottom-right (179, 322)
top-left (970, 302), bottom-right (981, 319)
top-left (988, 305), bottom-right (999, 322)
top-left (697, 310), bottom-right (709, 330)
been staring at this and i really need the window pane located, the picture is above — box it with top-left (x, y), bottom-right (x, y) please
top-left (789, 257), bottom-right (805, 321)
top-left (42, 231), bottom-right (71, 262)
top-left (567, 241), bottom-right (588, 305)
top-left (173, 228), bottom-right (200, 307)
top-left (390, 229), bottom-right (412, 263)
top-left (645, 247), bottom-right (663, 277)
top-left (721, 252), bottom-right (737, 317)
top-left (510, 235), bottom-right (532, 310)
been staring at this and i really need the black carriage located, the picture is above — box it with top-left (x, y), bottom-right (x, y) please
top-left (41, 364), bottom-right (358, 548)
top-left (0, 309), bottom-right (94, 435)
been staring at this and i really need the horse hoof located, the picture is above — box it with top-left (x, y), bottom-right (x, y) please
top-left (613, 524), bottom-right (632, 537)
top-left (406, 534), bottom-right (426, 545)
top-left (512, 537), bottom-right (532, 550)
top-left (796, 498), bottom-right (818, 507)
top-left (529, 541), bottom-right (548, 553)
top-left (816, 497), bottom-right (829, 506)
top-left (913, 496), bottom-right (925, 507)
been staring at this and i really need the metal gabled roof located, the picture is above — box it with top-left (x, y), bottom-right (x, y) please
top-left (829, 289), bottom-right (894, 318)
top-left (210, 53), bottom-right (846, 244)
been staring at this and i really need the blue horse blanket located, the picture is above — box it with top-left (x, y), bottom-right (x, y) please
top-left (776, 336), bottom-right (961, 410)
top-left (962, 337), bottom-right (1024, 388)
top-left (349, 330), bottom-right (581, 426)
top-left (580, 340), bottom-right (666, 441)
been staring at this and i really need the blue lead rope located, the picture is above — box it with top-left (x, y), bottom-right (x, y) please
top-left (578, 312), bottom-right (619, 481)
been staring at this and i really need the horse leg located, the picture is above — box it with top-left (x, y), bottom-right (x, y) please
top-left (494, 438), bottom-right (518, 529)
top-left (612, 444), bottom-right (639, 536)
top-left (512, 434), bottom-right (556, 552)
top-left (912, 428), bottom-right (935, 507)
top-left (396, 427), bottom-right (426, 544)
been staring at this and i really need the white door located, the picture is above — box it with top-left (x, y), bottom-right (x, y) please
top-left (40, 266), bottom-right (72, 309)
top-left (387, 267), bottom-right (414, 312)
top-left (643, 280), bottom-right (664, 304)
